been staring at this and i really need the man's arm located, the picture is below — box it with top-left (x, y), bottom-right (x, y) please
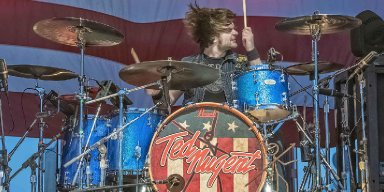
top-left (145, 89), bottom-right (183, 106)
top-left (242, 27), bottom-right (262, 65)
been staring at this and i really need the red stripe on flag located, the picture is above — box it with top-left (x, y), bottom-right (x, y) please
top-left (248, 137), bottom-right (264, 191)
top-left (218, 137), bottom-right (234, 192)
top-left (183, 140), bottom-right (200, 192)
top-left (150, 141), bottom-right (168, 191)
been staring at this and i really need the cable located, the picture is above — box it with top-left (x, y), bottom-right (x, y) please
top-left (21, 88), bottom-right (37, 130)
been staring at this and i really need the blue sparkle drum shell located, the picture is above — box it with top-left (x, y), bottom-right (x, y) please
top-left (107, 108), bottom-right (164, 175)
top-left (59, 115), bottom-right (112, 188)
top-left (233, 64), bottom-right (291, 122)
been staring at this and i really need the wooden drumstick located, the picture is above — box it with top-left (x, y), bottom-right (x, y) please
top-left (243, 0), bottom-right (247, 27)
top-left (130, 48), bottom-right (141, 63)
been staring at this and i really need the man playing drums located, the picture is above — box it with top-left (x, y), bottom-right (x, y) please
top-left (146, 4), bottom-right (261, 105)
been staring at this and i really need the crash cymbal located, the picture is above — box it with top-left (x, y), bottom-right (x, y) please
top-left (285, 61), bottom-right (344, 75)
top-left (119, 60), bottom-right (219, 90)
top-left (8, 65), bottom-right (78, 80)
top-left (33, 17), bottom-right (124, 47)
top-left (275, 14), bottom-right (361, 35)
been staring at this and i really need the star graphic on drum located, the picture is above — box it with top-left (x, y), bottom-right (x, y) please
top-left (227, 121), bottom-right (239, 132)
top-left (203, 121), bottom-right (212, 131)
top-left (179, 120), bottom-right (190, 129)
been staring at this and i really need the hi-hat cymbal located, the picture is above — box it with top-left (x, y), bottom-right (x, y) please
top-left (8, 65), bottom-right (78, 80)
top-left (275, 14), bottom-right (361, 35)
top-left (285, 61), bottom-right (344, 75)
top-left (119, 60), bottom-right (219, 90)
top-left (33, 17), bottom-right (124, 47)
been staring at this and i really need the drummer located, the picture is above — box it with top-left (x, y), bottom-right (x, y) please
top-left (147, 4), bottom-right (261, 105)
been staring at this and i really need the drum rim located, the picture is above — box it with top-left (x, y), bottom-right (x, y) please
top-left (148, 102), bottom-right (268, 192)
top-left (233, 64), bottom-right (287, 79)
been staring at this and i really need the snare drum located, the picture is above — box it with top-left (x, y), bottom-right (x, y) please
top-left (59, 115), bottom-right (111, 189)
top-left (107, 108), bottom-right (164, 175)
top-left (233, 64), bottom-right (291, 122)
top-left (149, 102), bottom-right (267, 192)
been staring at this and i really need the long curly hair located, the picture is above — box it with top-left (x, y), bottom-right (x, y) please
top-left (184, 4), bottom-right (236, 50)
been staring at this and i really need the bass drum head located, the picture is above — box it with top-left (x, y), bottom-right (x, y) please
top-left (148, 102), bottom-right (267, 192)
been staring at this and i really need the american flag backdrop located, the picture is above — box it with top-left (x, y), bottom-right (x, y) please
top-left (149, 103), bottom-right (267, 192)
top-left (1, 1), bottom-right (384, 191)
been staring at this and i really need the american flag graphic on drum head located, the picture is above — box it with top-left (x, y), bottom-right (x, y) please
top-left (149, 102), bottom-right (267, 192)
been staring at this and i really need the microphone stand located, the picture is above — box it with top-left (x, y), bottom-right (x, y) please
top-left (9, 126), bottom-right (69, 190)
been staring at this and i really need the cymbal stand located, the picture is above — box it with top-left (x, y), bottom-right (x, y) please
top-left (294, 118), bottom-right (344, 190)
top-left (357, 73), bottom-right (369, 192)
top-left (35, 84), bottom-right (47, 192)
top-left (323, 94), bottom-right (330, 188)
top-left (135, 142), bottom-right (141, 192)
top-left (0, 96), bottom-right (10, 192)
top-left (262, 124), bottom-right (274, 191)
top-left (71, 104), bottom-right (102, 187)
top-left (75, 20), bottom-right (88, 188)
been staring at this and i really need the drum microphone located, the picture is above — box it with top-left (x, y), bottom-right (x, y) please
top-left (318, 88), bottom-right (351, 98)
top-left (267, 47), bottom-right (281, 63)
top-left (0, 59), bottom-right (8, 92)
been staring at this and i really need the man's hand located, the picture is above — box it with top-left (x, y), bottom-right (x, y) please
top-left (242, 27), bottom-right (255, 51)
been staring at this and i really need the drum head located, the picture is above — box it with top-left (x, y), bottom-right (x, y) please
top-left (148, 102), bottom-right (267, 192)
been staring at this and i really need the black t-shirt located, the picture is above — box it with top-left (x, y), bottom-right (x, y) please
top-left (202, 55), bottom-right (226, 103)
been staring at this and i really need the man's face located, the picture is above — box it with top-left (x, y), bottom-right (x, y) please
top-left (216, 23), bottom-right (238, 51)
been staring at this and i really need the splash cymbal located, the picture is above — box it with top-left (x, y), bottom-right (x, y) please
top-left (8, 65), bottom-right (78, 80)
top-left (276, 14), bottom-right (361, 35)
top-left (119, 60), bottom-right (219, 90)
top-left (33, 17), bottom-right (124, 47)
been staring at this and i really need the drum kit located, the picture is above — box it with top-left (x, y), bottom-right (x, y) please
top-left (0, 11), bottom-right (377, 192)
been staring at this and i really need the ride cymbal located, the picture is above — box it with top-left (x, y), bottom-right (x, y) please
top-left (276, 14), bottom-right (361, 35)
top-left (285, 61), bottom-right (344, 75)
top-left (33, 17), bottom-right (124, 47)
top-left (119, 60), bottom-right (219, 90)
top-left (8, 65), bottom-right (78, 80)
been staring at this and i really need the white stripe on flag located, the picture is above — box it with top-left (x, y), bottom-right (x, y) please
top-left (200, 138), bottom-right (217, 192)
top-left (234, 138), bottom-right (249, 192)
top-left (167, 138), bottom-right (184, 178)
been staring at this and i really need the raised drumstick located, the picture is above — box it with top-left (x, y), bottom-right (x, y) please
top-left (130, 48), bottom-right (141, 63)
top-left (243, 0), bottom-right (247, 27)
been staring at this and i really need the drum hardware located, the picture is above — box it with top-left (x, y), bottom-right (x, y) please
top-left (33, 17), bottom-right (124, 191)
top-left (246, 143), bottom-right (296, 188)
top-left (97, 144), bottom-right (107, 187)
top-left (276, 12), bottom-right (362, 191)
top-left (267, 47), bottom-right (283, 64)
top-left (289, 51), bottom-right (378, 97)
top-left (9, 124), bottom-right (70, 191)
top-left (70, 103), bottom-right (102, 188)
top-left (356, 73), bottom-right (369, 191)
top-left (293, 118), bottom-right (344, 190)
top-left (85, 81), bottom-right (158, 188)
top-left (70, 174), bottom-right (183, 192)
top-left (134, 142), bottom-right (141, 192)
top-left (0, 95), bottom-right (10, 192)
top-left (7, 64), bottom-right (80, 191)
